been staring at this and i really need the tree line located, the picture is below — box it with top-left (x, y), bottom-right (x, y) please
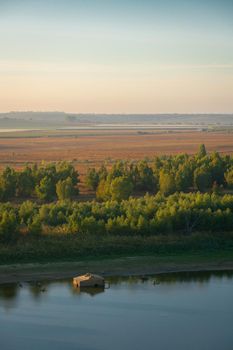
top-left (1, 192), bottom-right (233, 243)
top-left (0, 145), bottom-right (233, 203)
top-left (86, 144), bottom-right (233, 200)
top-left (0, 161), bottom-right (79, 201)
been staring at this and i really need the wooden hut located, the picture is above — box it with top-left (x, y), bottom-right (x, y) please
top-left (73, 273), bottom-right (105, 288)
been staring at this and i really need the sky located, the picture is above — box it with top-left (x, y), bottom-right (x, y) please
top-left (0, 0), bottom-right (233, 113)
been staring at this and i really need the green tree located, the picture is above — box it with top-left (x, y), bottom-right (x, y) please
top-left (159, 171), bottom-right (176, 196)
top-left (110, 176), bottom-right (133, 201)
top-left (16, 167), bottom-right (35, 197)
top-left (135, 161), bottom-right (157, 192)
top-left (56, 177), bottom-right (74, 200)
top-left (98, 164), bottom-right (108, 181)
top-left (175, 165), bottom-right (192, 192)
top-left (56, 161), bottom-right (79, 186)
top-left (198, 144), bottom-right (207, 158)
top-left (85, 168), bottom-right (100, 191)
top-left (67, 213), bottom-right (79, 233)
top-left (0, 210), bottom-right (18, 243)
top-left (107, 161), bottom-right (125, 181)
top-left (28, 215), bottom-right (42, 236)
top-left (209, 152), bottom-right (225, 185)
top-left (225, 168), bottom-right (233, 189)
top-left (35, 176), bottom-right (55, 201)
top-left (0, 167), bottom-right (17, 200)
top-left (19, 201), bottom-right (37, 225)
top-left (96, 179), bottom-right (111, 201)
top-left (194, 168), bottom-right (212, 192)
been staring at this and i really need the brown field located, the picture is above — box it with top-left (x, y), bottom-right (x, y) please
top-left (0, 130), bottom-right (232, 170)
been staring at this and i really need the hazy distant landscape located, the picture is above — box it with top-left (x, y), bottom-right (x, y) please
top-left (0, 112), bottom-right (233, 131)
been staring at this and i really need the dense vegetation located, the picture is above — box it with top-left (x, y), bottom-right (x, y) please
top-left (0, 161), bottom-right (79, 201)
top-left (86, 144), bottom-right (233, 199)
top-left (0, 192), bottom-right (233, 243)
top-left (0, 145), bottom-right (233, 203)
top-left (0, 145), bottom-right (233, 263)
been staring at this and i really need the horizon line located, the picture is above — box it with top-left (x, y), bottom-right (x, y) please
top-left (1, 111), bottom-right (233, 115)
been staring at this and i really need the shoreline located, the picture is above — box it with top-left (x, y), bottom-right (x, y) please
top-left (1, 254), bottom-right (233, 284)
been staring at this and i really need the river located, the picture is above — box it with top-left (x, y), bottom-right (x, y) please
top-left (0, 271), bottom-right (233, 350)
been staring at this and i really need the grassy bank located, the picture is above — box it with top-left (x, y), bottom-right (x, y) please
top-left (1, 232), bottom-right (233, 265)
top-left (1, 250), bottom-right (233, 285)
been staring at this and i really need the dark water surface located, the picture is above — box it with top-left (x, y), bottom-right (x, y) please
top-left (0, 271), bottom-right (233, 350)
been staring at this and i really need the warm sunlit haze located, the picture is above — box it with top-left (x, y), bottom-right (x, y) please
top-left (0, 0), bottom-right (233, 113)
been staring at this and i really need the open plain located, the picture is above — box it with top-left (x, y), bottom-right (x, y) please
top-left (0, 130), bottom-right (232, 169)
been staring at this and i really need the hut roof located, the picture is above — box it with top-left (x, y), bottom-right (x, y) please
top-left (73, 273), bottom-right (105, 287)
top-left (77, 273), bottom-right (104, 281)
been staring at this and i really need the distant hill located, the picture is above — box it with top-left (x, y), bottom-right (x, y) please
top-left (69, 113), bottom-right (233, 125)
top-left (0, 112), bottom-right (232, 130)
top-left (0, 112), bottom-right (67, 129)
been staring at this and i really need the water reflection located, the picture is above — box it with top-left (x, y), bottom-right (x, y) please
top-left (0, 283), bottom-right (19, 310)
top-left (108, 269), bottom-right (233, 285)
top-left (72, 286), bottom-right (105, 297)
top-left (0, 270), bottom-right (233, 350)
top-left (0, 270), bottom-right (232, 308)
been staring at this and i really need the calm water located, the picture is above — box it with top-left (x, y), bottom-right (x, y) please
top-left (0, 271), bottom-right (233, 350)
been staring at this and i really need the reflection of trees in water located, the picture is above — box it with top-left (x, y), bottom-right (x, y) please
top-left (0, 284), bottom-right (18, 299)
top-left (27, 282), bottom-right (47, 300)
top-left (151, 270), bottom-right (233, 285)
top-left (107, 270), bottom-right (233, 286)
top-left (0, 270), bottom-right (232, 304)
top-left (0, 283), bottom-right (19, 310)
top-left (107, 276), bottom-right (140, 285)
top-left (27, 279), bottom-right (68, 299)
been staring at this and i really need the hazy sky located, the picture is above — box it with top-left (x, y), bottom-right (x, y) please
top-left (0, 0), bottom-right (233, 113)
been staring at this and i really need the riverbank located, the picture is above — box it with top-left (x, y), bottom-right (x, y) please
top-left (1, 250), bottom-right (233, 284)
